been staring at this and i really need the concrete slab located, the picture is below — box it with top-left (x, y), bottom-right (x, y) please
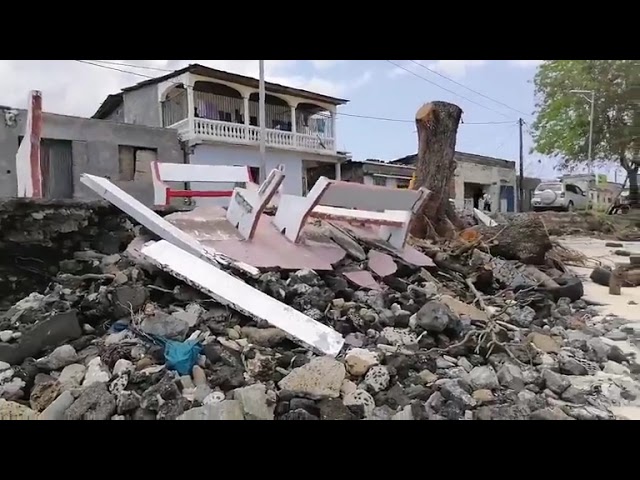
top-left (141, 240), bottom-right (345, 357)
top-left (80, 174), bottom-right (259, 277)
top-left (165, 206), bottom-right (345, 271)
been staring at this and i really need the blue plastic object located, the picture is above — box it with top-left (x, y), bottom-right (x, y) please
top-left (163, 339), bottom-right (203, 375)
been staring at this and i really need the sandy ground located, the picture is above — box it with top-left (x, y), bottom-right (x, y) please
top-left (558, 237), bottom-right (640, 419)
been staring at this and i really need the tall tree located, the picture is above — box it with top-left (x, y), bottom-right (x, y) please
top-left (530, 60), bottom-right (640, 204)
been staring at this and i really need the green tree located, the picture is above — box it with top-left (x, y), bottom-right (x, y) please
top-left (530, 60), bottom-right (640, 204)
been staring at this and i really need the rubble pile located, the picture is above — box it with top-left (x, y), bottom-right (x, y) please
top-left (2, 204), bottom-right (640, 421)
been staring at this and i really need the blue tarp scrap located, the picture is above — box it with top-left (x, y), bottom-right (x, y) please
top-left (163, 339), bottom-right (203, 375)
top-left (127, 326), bottom-right (203, 376)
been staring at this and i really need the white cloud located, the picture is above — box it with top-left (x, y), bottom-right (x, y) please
top-left (310, 60), bottom-right (343, 70)
top-left (387, 60), bottom-right (488, 79)
top-left (509, 60), bottom-right (544, 68)
top-left (0, 60), bottom-right (363, 118)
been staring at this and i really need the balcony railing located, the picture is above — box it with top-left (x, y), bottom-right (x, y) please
top-left (172, 118), bottom-right (336, 154)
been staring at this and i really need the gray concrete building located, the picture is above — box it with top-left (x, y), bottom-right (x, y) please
top-left (0, 105), bottom-right (183, 205)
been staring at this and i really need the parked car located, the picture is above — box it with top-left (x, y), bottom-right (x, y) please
top-left (531, 182), bottom-right (589, 212)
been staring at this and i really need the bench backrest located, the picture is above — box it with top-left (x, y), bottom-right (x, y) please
top-left (154, 162), bottom-right (253, 184)
top-left (311, 177), bottom-right (426, 213)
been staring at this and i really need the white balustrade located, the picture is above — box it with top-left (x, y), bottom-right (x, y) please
top-left (184, 118), bottom-right (335, 154)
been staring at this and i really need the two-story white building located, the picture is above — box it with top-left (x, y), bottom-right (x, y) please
top-left (92, 63), bottom-right (349, 196)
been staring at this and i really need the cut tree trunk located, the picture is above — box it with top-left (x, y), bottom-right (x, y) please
top-left (474, 213), bottom-right (552, 265)
top-left (411, 101), bottom-right (464, 239)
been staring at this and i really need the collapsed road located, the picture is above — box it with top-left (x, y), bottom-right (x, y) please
top-left (2, 194), bottom-right (640, 421)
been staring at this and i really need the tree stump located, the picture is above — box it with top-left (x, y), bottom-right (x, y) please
top-left (474, 213), bottom-right (552, 265)
top-left (410, 101), bottom-right (464, 239)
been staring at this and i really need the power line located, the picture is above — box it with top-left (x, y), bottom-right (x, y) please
top-left (87, 60), bottom-right (174, 72)
top-left (407, 60), bottom-right (532, 117)
top-left (386, 60), bottom-right (514, 120)
top-left (76, 60), bottom-right (516, 127)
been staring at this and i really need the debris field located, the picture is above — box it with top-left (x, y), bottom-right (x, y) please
top-left (2, 197), bottom-right (640, 421)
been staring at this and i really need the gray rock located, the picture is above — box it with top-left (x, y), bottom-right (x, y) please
top-left (411, 301), bottom-right (457, 333)
top-left (587, 337), bottom-right (611, 362)
top-left (113, 286), bottom-right (148, 317)
top-left (543, 369), bottom-right (570, 395)
top-left (558, 354), bottom-right (589, 376)
top-left (0, 331), bottom-right (13, 343)
top-left (278, 357), bottom-right (345, 399)
top-left (140, 374), bottom-right (181, 411)
top-left (364, 365), bottom-right (390, 393)
top-left (497, 363), bottom-right (525, 391)
top-left (368, 405), bottom-right (395, 420)
top-left (140, 312), bottom-right (189, 341)
top-left (392, 405), bottom-right (414, 420)
top-left (343, 389), bottom-right (375, 418)
top-left (512, 306), bottom-right (536, 328)
top-left (318, 398), bottom-right (355, 420)
top-left (457, 357), bottom-right (473, 373)
top-left (344, 348), bottom-right (379, 376)
top-left (116, 391), bottom-right (141, 414)
top-left (440, 380), bottom-right (476, 409)
top-left (240, 327), bottom-right (286, 347)
top-left (530, 407), bottom-right (575, 420)
top-left (436, 357), bottom-right (456, 369)
top-left (0, 361), bottom-right (9, 371)
top-left (113, 359), bottom-right (134, 376)
top-left (65, 383), bottom-right (116, 420)
top-left (560, 386), bottom-right (587, 404)
top-left (289, 268), bottom-right (322, 286)
top-left (36, 345), bottom-right (78, 371)
top-left (58, 364), bottom-right (86, 390)
top-left (178, 400), bottom-right (245, 420)
top-left (233, 383), bottom-right (274, 420)
top-left (565, 405), bottom-right (611, 420)
top-left (380, 327), bottom-right (418, 347)
top-left (39, 390), bottom-right (74, 420)
top-left (475, 404), bottom-right (531, 420)
top-left (605, 330), bottom-right (628, 341)
top-left (82, 357), bottom-right (111, 387)
top-left (467, 366), bottom-right (500, 390)
top-left (603, 360), bottom-right (631, 376)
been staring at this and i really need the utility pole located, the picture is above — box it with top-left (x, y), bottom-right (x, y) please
top-left (258, 60), bottom-right (266, 183)
top-left (518, 117), bottom-right (524, 212)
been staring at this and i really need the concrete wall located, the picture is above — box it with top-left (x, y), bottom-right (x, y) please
top-left (454, 161), bottom-right (516, 211)
top-left (123, 85), bottom-right (162, 127)
top-left (189, 143), bottom-right (306, 196)
top-left (0, 108), bottom-right (183, 205)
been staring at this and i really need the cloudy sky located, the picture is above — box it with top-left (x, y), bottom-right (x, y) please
top-left (0, 60), bottom-right (619, 181)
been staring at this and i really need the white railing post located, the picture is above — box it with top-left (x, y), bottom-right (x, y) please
top-left (187, 82), bottom-right (195, 137)
top-left (243, 94), bottom-right (250, 141)
top-left (330, 108), bottom-right (336, 151)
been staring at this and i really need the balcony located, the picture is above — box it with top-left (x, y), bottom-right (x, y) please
top-left (161, 79), bottom-right (337, 156)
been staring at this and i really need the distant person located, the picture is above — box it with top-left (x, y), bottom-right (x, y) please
top-left (482, 191), bottom-right (492, 212)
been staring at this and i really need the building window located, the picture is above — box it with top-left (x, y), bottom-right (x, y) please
top-left (118, 145), bottom-right (157, 181)
top-left (397, 179), bottom-right (410, 189)
top-left (372, 176), bottom-right (386, 187)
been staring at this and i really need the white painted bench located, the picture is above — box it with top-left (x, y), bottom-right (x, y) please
top-left (273, 176), bottom-right (430, 250)
top-left (151, 161), bottom-right (255, 207)
top-left (226, 167), bottom-right (285, 240)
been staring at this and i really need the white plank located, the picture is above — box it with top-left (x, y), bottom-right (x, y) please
top-left (319, 179), bottom-right (425, 211)
top-left (473, 208), bottom-right (498, 227)
top-left (80, 174), bottom-right (259, 277)
top-left (141, 240), bottom-right (345, 357)
top-left (158, 163), bottom-right (251, 183)
top-left (311, 205), bottom-right (407, 225)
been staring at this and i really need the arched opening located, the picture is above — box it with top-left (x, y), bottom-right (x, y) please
top-left (193, 81), bottom-right (244, 123)
top-left (296, 102), bottom-right (333, 138)
top-left (248, 92), bottom-right (291, 130)
top-left (161, 84), bottom-right (188, 127)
